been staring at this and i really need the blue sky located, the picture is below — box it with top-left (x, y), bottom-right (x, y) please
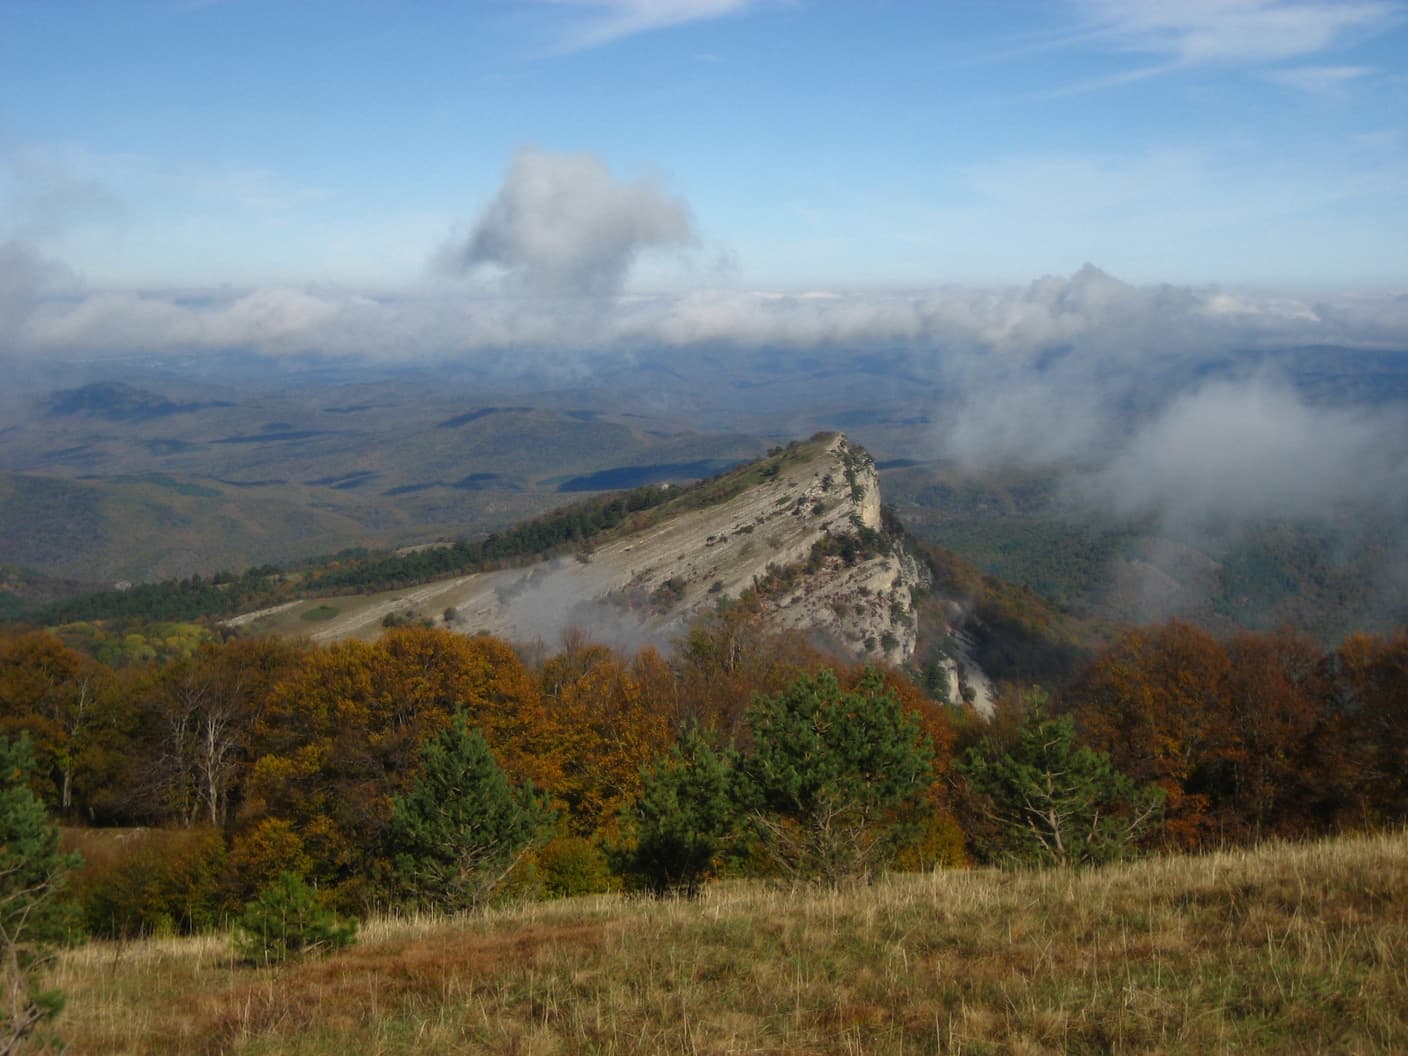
top-left (2, 0), bottom-right (1407, 292)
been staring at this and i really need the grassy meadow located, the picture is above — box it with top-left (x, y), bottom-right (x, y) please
top-left (51, 828), bottom-right (1407, 1055)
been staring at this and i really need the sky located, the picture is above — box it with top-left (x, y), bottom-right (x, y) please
top-left (3, 0), bottom-right (1407, 296)
top-left (1, 2), bottom-right (1407, 576)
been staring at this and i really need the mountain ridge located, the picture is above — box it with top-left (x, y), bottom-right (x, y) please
top-left (231, 433), bottom-right (943, 673)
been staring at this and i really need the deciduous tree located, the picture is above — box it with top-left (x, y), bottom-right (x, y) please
top-left (1072, 622), bottom-right (1236, 849)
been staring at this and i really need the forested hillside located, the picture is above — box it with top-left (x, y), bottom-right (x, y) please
top-left (2, 614), bottom-right (1404, 932)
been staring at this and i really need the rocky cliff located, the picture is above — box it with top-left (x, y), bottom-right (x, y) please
top-left (236, 434), bottom-right (934, 667)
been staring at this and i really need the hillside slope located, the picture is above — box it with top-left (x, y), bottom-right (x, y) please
top-left (54, 829), bottom-right (1408, 1055)
top-left (235, 434), bottom-right (934, 667)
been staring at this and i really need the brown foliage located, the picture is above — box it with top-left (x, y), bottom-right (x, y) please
top-left (1221, 628), bottom-right (1335, 838)
top-left (0, 630), bottom-right (118, 817)
top-left (244, 628), bottom-right (546, 904)
top-left (538, 636), bottom-right (674, 837)
top-left (1072, 620), bottom-right (1408, 848)
top-left (673, 595), bottom-right (827, 740)
top-left (1331, 629), bottom-right (1408, 821)
top-left (131, 637), bottom-right (309, 827)
top-left (1073, 621), bottom-right (1238, 849)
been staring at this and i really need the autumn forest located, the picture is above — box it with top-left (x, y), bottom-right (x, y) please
top-left (2, 601), bottom-right (1405, 942)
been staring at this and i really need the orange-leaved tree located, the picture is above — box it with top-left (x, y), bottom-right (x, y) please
top-left (538, 637), bottom-right (674, 837)
top-left (1331, 629), bottom-right (1408, 824)
top-left (1072, 621), bottom-right (1237, 850)
top-left (0, 630), bottom-right (116, 819)
top-left (241, 627), bottom-right (545, 907)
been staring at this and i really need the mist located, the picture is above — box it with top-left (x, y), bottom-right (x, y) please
top-left (490, 557), bottom-right (675, 656)
top-left (1087, 378), bottom-right (1407, 524)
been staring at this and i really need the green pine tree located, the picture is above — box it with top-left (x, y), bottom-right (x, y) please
top-left (957, 693), bottom-right (1163, 868)
top-left (388, 713), bottom-right (554, 912)
top-left (1, 733), bottom-right (80, 1053)
top-left (628, 725), bottom-right (737, 896)
top-left (233, 872), bottom-right (357, 965)
top-left (741, 669), bottom-right (933, 884)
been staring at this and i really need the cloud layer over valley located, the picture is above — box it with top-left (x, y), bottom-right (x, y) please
top-left (4, 148), bottom-right (1406, 536)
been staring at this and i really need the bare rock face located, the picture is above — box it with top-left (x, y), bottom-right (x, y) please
top-left (256, 434), bottom-right (931, 666)
top-left (571, 433), bottom-right (930, 664)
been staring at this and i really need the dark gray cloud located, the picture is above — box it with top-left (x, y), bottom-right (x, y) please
top-left (441, 147), bottom-right (696, 298)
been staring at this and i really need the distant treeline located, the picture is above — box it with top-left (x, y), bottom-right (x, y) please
top-left (11, 439), bottom-right (834, 630)
top-left (308, 483), bottom-right (675, 593)
top-left (18, 568), bottom-right (282, 627)
top-left (13, 483), bottom-right (681, 627)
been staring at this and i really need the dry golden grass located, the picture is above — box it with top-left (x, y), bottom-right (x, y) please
top-left (51, 829), bottom-right (1408, 1054)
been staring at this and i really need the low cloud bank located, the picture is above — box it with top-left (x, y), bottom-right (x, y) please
top-left (4, 144), bottom-right (1406, 535)
top-left (7, 261), bottom-right (1405, 365)
top-left (1087, 378), bottom-right (1407, 524)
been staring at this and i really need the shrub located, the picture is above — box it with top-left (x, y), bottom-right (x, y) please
top-left (233, 872), bottom-right (356, 965)
top-left (69, 827), bottom-right (227, 938)
top-left (538, 836), bottom-right (615, 897)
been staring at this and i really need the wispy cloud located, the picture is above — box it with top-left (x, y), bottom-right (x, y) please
top-left (535, 0), bottom-right (761, 52)
top-left (0, 147), bottom-right (124, 242)
top-left (1080, 0), bottom-right (1398, 63)
top-left (1263, 63), bottom-right (1375, 94)
top-left (1048, 0), bottom-right (1401, 92)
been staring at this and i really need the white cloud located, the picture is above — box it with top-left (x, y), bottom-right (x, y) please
top-left (6, 255), bottom-right (1408, 529)
top-left (0, 148), bottom-right (124, 243)
top-left (1263, 63), bottom-right (1375, 93)
top-left (7, 263), bottom-right (1404, 364)
top-left (441, 147), bottom-right (696, 298)
top-left (536, 0), bottom-right (759, 51)
top-left (1087, 377), bottom-right (1407, 522)
top-left (8, 259), bottom-right (1404, 538)
top-left (1078, 0), bottom-right (1398, 64)
top-left (1048, 1), bottom-right (1401, 92)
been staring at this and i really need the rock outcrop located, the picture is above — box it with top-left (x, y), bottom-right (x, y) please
top-left (238, 434), bottom-right (933, 666)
